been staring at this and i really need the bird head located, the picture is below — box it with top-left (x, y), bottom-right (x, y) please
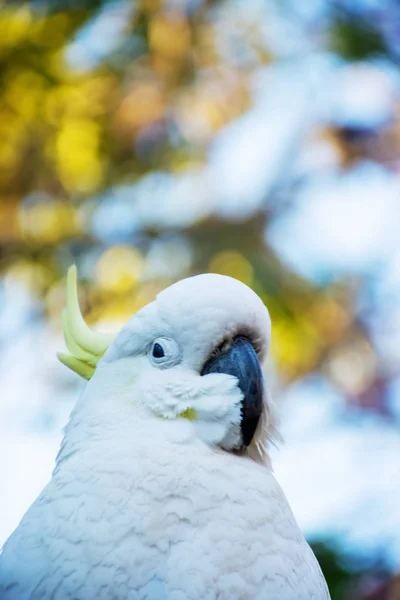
top-left (58, 266), bottom-right (276, 463)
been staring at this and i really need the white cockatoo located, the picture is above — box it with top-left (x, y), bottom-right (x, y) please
top-left (0, 267), bottom-right (330, 600)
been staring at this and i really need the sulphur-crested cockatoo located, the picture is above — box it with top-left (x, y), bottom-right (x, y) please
top-left (0, 266), bottom-right (330, 600)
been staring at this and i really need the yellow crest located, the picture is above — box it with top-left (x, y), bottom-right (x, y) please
top-left (57, 266), bottom-right (115, 379)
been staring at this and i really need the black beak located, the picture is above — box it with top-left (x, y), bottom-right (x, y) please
top-left (201, 336), bottom-right (264, 447)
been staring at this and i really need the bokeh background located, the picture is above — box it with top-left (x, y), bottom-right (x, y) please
top-left (1, 0), bottom-right (400, 597)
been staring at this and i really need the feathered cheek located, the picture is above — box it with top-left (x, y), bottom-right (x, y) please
top-left (137, 369), bottom-right (242, 430)
top-left (141, 371), bottom-right (243, 451)
top-left (140, 379), bottom-right (200, 420)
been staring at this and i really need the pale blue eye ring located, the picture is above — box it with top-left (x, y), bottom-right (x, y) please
top-left (149, 337), bottom-right (181, 368)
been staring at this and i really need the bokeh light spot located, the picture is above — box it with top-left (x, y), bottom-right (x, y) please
top-left (96, 245), bottom-right (144, 293)
top-left (209, 251), bottom-right (253, 286)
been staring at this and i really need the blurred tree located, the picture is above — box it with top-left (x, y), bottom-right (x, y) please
top-left (1, 0), bottom-right (400, 596)
top-left (330, 10), bottom-right (387, 61)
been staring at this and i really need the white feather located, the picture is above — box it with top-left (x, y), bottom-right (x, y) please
top-left (0, 274), bottom-right (330, 599)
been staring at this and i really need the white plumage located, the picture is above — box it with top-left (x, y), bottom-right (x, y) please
top-left (0, 272), bottom-right (330, 599)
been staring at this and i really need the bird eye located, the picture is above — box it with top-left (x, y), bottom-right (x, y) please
top-left (152, 342), bottom-right (165, 359)
top-left (149, 337), bottom-right (181, 368)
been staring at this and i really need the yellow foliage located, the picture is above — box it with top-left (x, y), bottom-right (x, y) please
top-left (177, 73), bottom-right (250, 140)
top-left (19, 199), bottom-right (80, 245)
top-left (143, 0), bottom-right (162, 11)
top-left (45, 86), bottom-right (92, 124)
top-left (96, 246), bottom-right (144, 293)
top-left (5, 259), bottom-right (53, 295)
top-left (0, 198), bottom-right (20, 242)
top-left (194, 24), bottom-right (219, 68)
top-left (55, 118), bottom-right (104, 192)
top-left (92, 296), bottom-right (144, 325)
top-left (4, 69), bottom-right (47, 119)
top-left (0, 135), bottom-right (19, 174)
top-left (114, 82), bottom-right (165, 135)
top-left (0, 7), bottom-right (32, 51)
top-left (209, 251), bottom-right (253, 286)
top-left (92, 280), bottom-right (166, 325)
top-left (29, 13), bottom-right (69, 48)
top-left (45, 77), bottom-right (113, 124)
top-left (149, 14), bottom-right (191, 59)
top-left (46, 279), bottom-right (70, 325)
top-left (307, 296), bottom-right (350, 344)
top-left (271, 317), bottom-right (320, 379)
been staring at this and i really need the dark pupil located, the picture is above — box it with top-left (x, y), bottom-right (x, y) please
top-left (153, 343), bottom-right (165, 358)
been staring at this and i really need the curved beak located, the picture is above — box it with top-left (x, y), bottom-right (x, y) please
top-left (201, 336), bottom-right (264, 447)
